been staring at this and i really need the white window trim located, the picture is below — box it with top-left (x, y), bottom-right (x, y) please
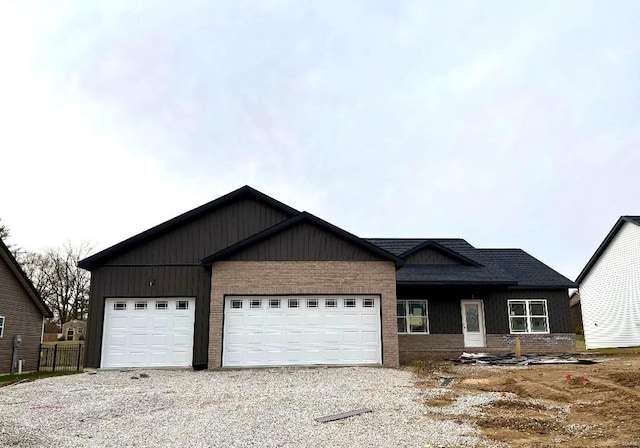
top-left (156, 301), bottom-right (169, 310)
top-left (0, 315), bottom-right (5, 338)
top-left (397, 300), bottom-right (429, 334)
top-left (508, 299), bottom-right (550, 334)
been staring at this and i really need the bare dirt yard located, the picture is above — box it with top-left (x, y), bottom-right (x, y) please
top-left (409, 352), bottom-right (640, 447)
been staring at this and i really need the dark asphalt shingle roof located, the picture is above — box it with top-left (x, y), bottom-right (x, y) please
top-left (395, 264), bottom-right (516, 285)
top-left (478, 249), bottom-right (577, 288)
top-left (367, 238), bottom-right (575, 288)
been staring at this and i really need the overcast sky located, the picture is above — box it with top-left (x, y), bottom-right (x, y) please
top-left (1, 1), bottom-right (639, 280)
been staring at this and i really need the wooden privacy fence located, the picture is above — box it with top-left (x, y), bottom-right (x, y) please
top-left (38, 344), bottom-right (85, 372)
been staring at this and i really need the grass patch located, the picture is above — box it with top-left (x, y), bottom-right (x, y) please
top-left (587, 346), bottom-right (640, 356)
top-left (0, 371), bottom-right (80, 387)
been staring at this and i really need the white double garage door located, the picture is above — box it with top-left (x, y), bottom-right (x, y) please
top-left (223, 295), bottom-right (382, 367)
top-left (101, 295), bottom-right (382, 368)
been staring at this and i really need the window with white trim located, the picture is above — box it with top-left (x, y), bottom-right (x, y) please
top-left (269, 299), bottom-right (280, 309)
top-left (177, 300), bottom-right (189, 310)
top-left (344, 298), bottom-right (356, 308)
top-left (306, 299), bottom-right (318, 308)
top-left (0, 316), bottom-right (4, 338)
top-left (231, 300), bottom-right (243, 309)
top-left (250, 299), bottom-right (262, 309)
top-left (156, 301), bottom-right (169, 310)
top-left (113, 301), bottom-right (127, 311)
top-left (135, 301), bottom-right (148, 310)
top-left (363, 298), bottom-right (375, 308)
top-left (288, 298), bottom-right (299, 308)
top-left (325, 299), bottom-right (337, 308)
top-left (397, 300), bottom-right (429, 333)
top-left (508, 299), bottom-right (549, 333)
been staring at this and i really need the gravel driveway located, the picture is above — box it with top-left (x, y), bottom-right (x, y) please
top-left (0, 367), bottom-right (493, 447)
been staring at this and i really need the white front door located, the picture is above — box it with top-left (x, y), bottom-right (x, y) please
top-left (461, 300), bottom-right (486, 347)
top-left (223, 295), bottom-right (382, 367)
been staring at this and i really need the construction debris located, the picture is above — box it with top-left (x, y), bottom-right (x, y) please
top-left (315, 408), bottom-right (373, 423)
top-left (440, 377), bottom-right (454, 387)
top-left (455, 352), bottom-right (598, 366)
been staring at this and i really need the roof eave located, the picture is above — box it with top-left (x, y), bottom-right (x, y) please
top-left (396, 280), bottom-right (518, 286)
top-left (506, 283), bottom-right (578, 290)
top-left (0, 239), bottom-right (53, 317)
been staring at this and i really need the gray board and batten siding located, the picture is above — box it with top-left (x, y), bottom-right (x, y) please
top-left (84, 196), bottom-right (294, 369)
top-left (227, 222), bottom-right (387, 262)
top-left (397, 286), bottom-right (572, 335)
top-left (404, 247), bottom-right (464, 265)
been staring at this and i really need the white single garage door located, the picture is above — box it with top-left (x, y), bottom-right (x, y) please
top-left (101, 298), bottom-right (195, 368)
top-left (223, 295), bottom-right (382, 367)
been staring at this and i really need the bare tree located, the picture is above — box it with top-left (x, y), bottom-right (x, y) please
top-left (20, 241), bottom-right (92, 324)
top-left (0, 219), bottom-right (8, 240)
top-left (0, 219), bottom-right (21, 256)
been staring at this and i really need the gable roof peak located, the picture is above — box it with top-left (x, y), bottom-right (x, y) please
top-left (200, 211), bottom-right (405, 266)
top-left (576, 215), bottom-right (640, 283)
top-left (78, 185), bottom-right (299, 270)
top-left (400, 239), bottom-right (483, 267)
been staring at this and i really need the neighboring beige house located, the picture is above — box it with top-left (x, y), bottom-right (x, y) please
top-left (62, 320), bottom-right (86, 342)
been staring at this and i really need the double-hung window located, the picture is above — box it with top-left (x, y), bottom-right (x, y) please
top-left (397, 300), bottom-right (429, 333)
top-left (0, 316), bottom-right (4, 338)
top-left (508, 299), bottom-right (549, 333)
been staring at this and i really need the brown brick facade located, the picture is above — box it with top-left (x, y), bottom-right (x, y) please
top-left (485, 333), bottom-right (576, 353)
top-left (208, 261), bottom-right (398, 368)
top-left (399, 334), bottom-right (464, 362)
top-left (398, 333), bottom-right (576, 362)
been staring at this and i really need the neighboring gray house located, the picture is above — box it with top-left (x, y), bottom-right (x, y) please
top-left (576, 216), bottom-right (640, 349)
top-left (0, 238), bottom-right (53, 374)
top-left (79, 186), bottom-right (576, 370)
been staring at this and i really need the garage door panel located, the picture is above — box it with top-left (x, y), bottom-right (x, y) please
top-left (153, 317), bottom-right (170, 329)
top-left (361, 330), bottom-right (379, 343)
top-left (245, 315), bottom-right (263, 326)
top-left (305, 331), bottom-right (323, 344)
top-left (152, 333), bottom-right (169, 346)
top-left (102, 298), bottom-right (195, 368)
top-left (286, 331), bottom-right (303, 343)
top-left (130, 333), bottom-right (148, 346)
top-left (223, 295), bottom-right (381, 367)
top-left (132, 317), bottom-right (149, 329)
top-left (173, 316), bottom-right (192, 328)
top-left (343, 331), bottom-right (359, 343)
top-left (173, 333), bottom-right (192, 347)
top-left (362, 314), bottom-right (379, 325)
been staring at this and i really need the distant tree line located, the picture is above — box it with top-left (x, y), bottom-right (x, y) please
top-left (1, 219), bottom-right (91, 328)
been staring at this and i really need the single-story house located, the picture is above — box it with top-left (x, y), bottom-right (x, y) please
top-left (61, 319), bottom-right (86, 341)
top-left (79, 186), bottom-right (576, 369)
top-left (0, 237), bottom-right (53, 374)
top-left (576, 216), bottom-right (640, 349)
